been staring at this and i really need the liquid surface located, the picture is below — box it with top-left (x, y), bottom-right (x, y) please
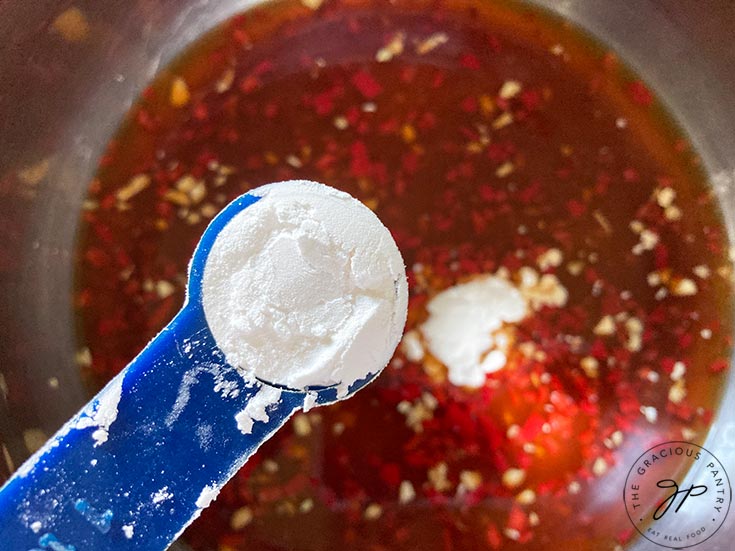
top-left (74, 0), bottom-right (734, 549)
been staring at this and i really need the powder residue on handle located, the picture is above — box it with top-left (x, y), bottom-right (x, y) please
top-left (73, 375), bottom-right (124, 447)
top-left (202, 180), bottom-right (408, 393)
top-left (195, 483), bottom-right (220, 509)
top-left (122, 524), bottom-right (135, 539)
top-left (235, 386), bottom-right (282, 434)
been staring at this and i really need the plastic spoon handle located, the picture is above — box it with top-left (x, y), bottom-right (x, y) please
top-left (0, 303), bottom-right (304, 551)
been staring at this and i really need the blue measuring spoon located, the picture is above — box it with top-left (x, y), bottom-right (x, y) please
top-left (0, 181), bottom-right (404, 551)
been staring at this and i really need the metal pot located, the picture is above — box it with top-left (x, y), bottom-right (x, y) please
top-left (1, 1), bottom-right (733, 549)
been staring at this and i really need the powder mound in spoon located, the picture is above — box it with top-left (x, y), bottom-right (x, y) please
top-left (202, 180), bottom-right (408, 392)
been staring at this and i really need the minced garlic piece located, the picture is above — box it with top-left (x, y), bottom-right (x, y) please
top-left (216, 68), bottom-right (235, 93)
top-left (459, 470), bottom-right (483, 492)
top-left (592, 457), bottom-right (608, 477)
top-left (625, 317), bottom-right (643, 352)
top-left (580, 356), bottom-right (599, 378)
top-left (537, 248), bottom-right (563, 270)
top-left (593, 315), bottom-right (616, 336)
top-left (292, 414), bottom-right (311, 436)
top-left (499, 80), bottom-right (522, 100)
top-left (692, 265), bottom-right (711, 279)
top-left (671, 278), bottom-right (698, 296)
top-left (399, 480), bottom-right (416, 504)
top-left (516, 489), bottom-right (536, 505)
top-left (669, 381), bottom-right (687, 404)
top-left (415, 32), bottom-right (449, 55)
top-left (495, 161), bottom-right (514, 178)
top-left (655, 187), bottom-right (676, 208)
top-left (520, 273), bottom-right (568, 310)
top-left (116, 174), bottom-right (150, 203)
top-left (363, 503), bottom-right (382, 520)
top-left (428, 462), bottom-right (452, 492)
top-left (229, 507), bottom-right (253, 530)
top-left (640, 405), bottom-right (658, 424)
top-left (670, 361), bottom-right (686, 382)
top-left (501, 468), bottom-right (526, 489)
top-left (375, 32), bottom-right (405, 62)
top-left (492, 112), bottom-right (514, 130)
top-left (300, 0), bottom-right (324, 10)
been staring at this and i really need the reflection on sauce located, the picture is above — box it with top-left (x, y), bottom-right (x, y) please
top-left (74, 0), bottom-right (734, 548)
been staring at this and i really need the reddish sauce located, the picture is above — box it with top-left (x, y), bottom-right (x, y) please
top-left (74, 0), bottom-right (734, 549)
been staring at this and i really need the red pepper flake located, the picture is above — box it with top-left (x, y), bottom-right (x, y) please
top-left (459, 52), bottom-right (482, 70)
top-left (379, 119), bottom-right (399, 134)
top-left (622, 168), bottom-right (639, 182)
top-left (602, 52), bottom-right (618, 71)
top-left (313, 90), bottom-right (336, 115)
top-left (401, 151), bottom-right (420, 174)
top-left (471, 210), bottom-right (487, 234)
top-left (263, 102), bottom-right (279, 119)
top-left (84, 247), bottom-right (109, 269)
top-left (653, 244), bottom-right (669, 270)
top-left (141, 87), bottom-right (156, 102)
top-left (629, 81), bottom-right (653, 106)
top-left (589, 339), bottom-right (608, 360)
top-left (710, 358), bottom-right (729, 373)
top-left (379, 463), bottom-right (401, 488)
top-left (487, 142), bottom-right (515, 163)
top-left (460, 96), bottom-right (478, 113)
top-left (239, 75), bottom-right (260, 94)
top-left (519, 89), bottom-right (542, 111)
top-left (418, 111), bottom-right (437, 130)
top-left (519, 180), bottom-right (542, 203)
top-left (487, 35), bottom-right (502, 53)
top-left (232, 28), bottom-right (252, 47)
top-left (351, 70), bottom-right (383, 99)
top-left (253, 60), bottom-right (274, 76)
top-left (135, 109), bottom-right (157, 132)
top-left (677, 332), bottom-right (693, 349)
top-left (674, 139), bottom-right (689, 153)
top-left (594, 172), bottom-right (611, 195)
top-left (92, 223), bottom-right (114, 245)
top-left (566, 199), bottom-right (586, 218)
top-left (400, 66), bottom-right (417, 84)
top-left (350, 141), bottom-right (372, 177)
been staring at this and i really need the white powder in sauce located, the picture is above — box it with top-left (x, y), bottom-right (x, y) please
top-left (202, 180), bottom-right (408, 392)
top-left (418, 270), bottom-right (569, 388)
top-left (421, 276), bottom-right (527, 387)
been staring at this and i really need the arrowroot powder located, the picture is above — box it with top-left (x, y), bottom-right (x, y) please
top-left (201, 180), bottom-right (408, 392)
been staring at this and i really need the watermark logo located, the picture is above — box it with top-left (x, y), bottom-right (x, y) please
top-left (624, 441), bottom-right (731, 548)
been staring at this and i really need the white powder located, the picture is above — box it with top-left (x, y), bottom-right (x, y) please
top-left (73, 375), bottom-right (124, 447)
top-left (302, 391), bottom-right (319, 412)
top-left (235, 386), bottom-right (282, 434)
top-left (202, 180), bottom-right (408, 392)
top-left (195, 483), bottom-right (220, 509)
top-left (421, 276), bottom-right (527, 387)
top-left (151, 486), bottom-right (173, 504)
